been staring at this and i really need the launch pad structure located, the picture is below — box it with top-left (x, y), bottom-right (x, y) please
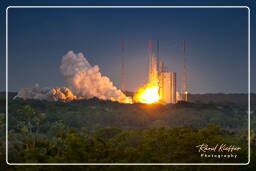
top-left (159, 62), bottom-right (177, 104)
top-left (120, 39), bottom-right (188, 104)
top-left (148, 40), bottom-right (178, 104)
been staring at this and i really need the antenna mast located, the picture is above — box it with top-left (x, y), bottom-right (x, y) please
top-left (120, 40), bottom-right (125, 91)
top-left (181, 40), bottom-right (188, 101)
top-left (148, 40), bottom-right (153, 82)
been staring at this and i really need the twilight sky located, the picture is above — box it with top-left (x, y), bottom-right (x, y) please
top-left (0, 0), bottom-right (255, 94)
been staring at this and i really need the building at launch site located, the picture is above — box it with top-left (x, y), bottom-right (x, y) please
top-left (159, 62), bottom-right (177, 104)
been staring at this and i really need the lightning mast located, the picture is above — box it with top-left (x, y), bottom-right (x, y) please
top-left (157, 40), bottom-right (159, 72)
top-left (120, 40), bottom-right (125, 91)
top-left (181, 40), bottom-right (188, 101)
top-left (148, 40), bottom-right (153, 82)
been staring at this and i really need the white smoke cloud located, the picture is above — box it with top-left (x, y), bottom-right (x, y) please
top-left (14, 51), bottom-right (132, 103)
top-left (60, 51), bottom-right (132, 103)
top-left (14, 84), bottom-right (76, 101)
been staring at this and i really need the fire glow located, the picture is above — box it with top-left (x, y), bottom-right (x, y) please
top-left (134, 82), bottom-right (160, 104)
top-left (133, 52), bottom-right (161, 104)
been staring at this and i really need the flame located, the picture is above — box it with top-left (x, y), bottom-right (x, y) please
top-left (134, 83), bottom-right (160, 104)
top-left (116, 96), bottom-right (133, 104)
top-left (133, 54), bottom-right (161, 104)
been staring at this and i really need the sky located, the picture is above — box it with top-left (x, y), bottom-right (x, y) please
top-left (0, 0), bottom-right (255, 94)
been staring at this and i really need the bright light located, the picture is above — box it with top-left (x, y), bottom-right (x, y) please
top-left (134, 84), bottom-right (160, 104)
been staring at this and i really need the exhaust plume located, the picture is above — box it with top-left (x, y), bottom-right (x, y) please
top-left (60, 51), bottom-right (132, 103)
top-left (14, 84), bottom-right (76, 101)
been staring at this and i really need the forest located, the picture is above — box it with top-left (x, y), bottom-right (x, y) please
top-left (0, 95), bottom-right (255, 170)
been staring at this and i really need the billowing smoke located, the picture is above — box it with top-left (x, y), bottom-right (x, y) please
top-left (14, 51), bottom-right (132, 103)
top-left (14, 84), bottom-right (76, 101)
top-left (60, 51), bottom-right (132, 103)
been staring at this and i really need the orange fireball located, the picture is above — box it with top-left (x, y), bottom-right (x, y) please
top-left (134, 83), bottom-right (160, 104)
